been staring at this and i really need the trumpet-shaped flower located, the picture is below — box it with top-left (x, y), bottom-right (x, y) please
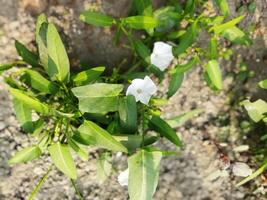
top-left (232, 162), bottom-right (252, 177)
top-left (150, 41), bottom-right (174, 71)
top-left (118, 168), bottom-right (129, 186)
top-left (126, 76), bottom-right (157, 105)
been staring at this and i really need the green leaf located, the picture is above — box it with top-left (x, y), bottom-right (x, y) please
top-left (46, 23), bottom-right (70, 82)
top-left (118, 95), bottom-right (137, 133)
top-left (205, 60), bottom-right (222, 90)
top-left (184, 0), bottom-right (195, 14)
top-left (48, 142), bottom-right (77, 179)
top-left (173, 21), bottom-right (198, 56)
top-left (71, 83), bottom-right (123, 114)
top-left (172, 56), bottom-right (199, 74)
top-left (220, 26), bottom-right (252, 45)
top-left (8, 145), bottom-right (42, 165)
top-left (96, 152), bottom-right (112, 184)
top-left (208, 37), bottom-right (218, 59)
top-left (76, 120), bottom-right (128, 153)
top-left (236, 162), bottom-right (267, 187)
top-left (133, 0), bottom-right (152, 16)
top-left (15, 40), bottom-right (40, 67)
top-left (241, 99), bottom-right (267, 122)
top-left (154, 6), bottom-right (180, 33)
top-left (259, 79), bottom-right (267, 89)
top-left (133, 39), bottom-right (151, 63)
top-left (9, 88), bottom-right (50, 114)
top-left (114, 135), bottom-right (158, 152)
top-left (214, 0), bottom-right (230, 16)
top-left (148, 116), bottom-right (182, 147)
top-left (128, 150), bottom-right (162, 200)
top-left (210, 15), bottom-right (244, 34)
top-left (72, 66), bottom-right (105, 86)
top-left (0, 61), bottom-right (26, 74)
top-left (166, 108), bottom-right (204, 128)
top-left (80, 11), bottom-right (115, 27)
top-left (167, 72), bottom-right (184, 98)
top-left (23, 69), bottom-right (59, 94)
top-left (68, 139), bottom-right (89, 161)
top-left (124, 16), bottom-right (158, 29)
top-left (12, 97), bottom-right (34, 133)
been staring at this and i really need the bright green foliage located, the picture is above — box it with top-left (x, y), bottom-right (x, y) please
top-left (214, 0), bottom-right (230, 16)
top-left (8, 145), bottom-right (42, 165)
top-left (259, 79), bottom-right (267, 89)
top-left (128, 150), bottom-right (162, 200)
top-left (167, 72), bottom-right (184, 98)
top-left (124, 16), bottom-right (158, 29)
top-left (241, 99), bottom-right (267, 122)
top-left (76, 121), bottom-right (128, 153)
top-left (96, 153), bottom-right (112, 184)
top-left (205, 60), bottom-right (222, 90)
top-left (48, 142), bottom-right (77, 179)
top-left (80, 11), bottom-right (115, 27)
top-left (72, 83), bottom-right (124, 113)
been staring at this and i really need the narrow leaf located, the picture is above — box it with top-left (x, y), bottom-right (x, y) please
top-left (172, 56), bottom-right (199, 74)
top-left (128, 150), bottom-right (162, 200)
top-left (148, 116), bottom-right (182, 147)
top-left (48, 142), bottom-right (77, 179)
top-left (96, 153), bottom-right (112, 184)
top-left (124, 16), bottom-right (158, 29)
top-left (167, 72), bottom-right (184, 98)
top-left (8, 145), bottom-right (42, 165)
top-left (241, 99), bottom-right (267, 122)
top-left (214, 0), bottom-right (230, 16)
top-left (68, 139), bottom-right (89, 161)
top-left (133, 39), bottom-right (151, 63)
top-left (220, 26), bottom-right (252, 45)
top-left (205, 60), bottom-right (222, 90)
top-left (15, 40), bottom-right (40, 67)
top-left (210, 15), bottom-right (244, 34)
top-left (80, 11), bottom-right (115, 27)
top-left (76, 120), bottom-right (128, 153)
top-left (72, 66), bottom-right (105, 86)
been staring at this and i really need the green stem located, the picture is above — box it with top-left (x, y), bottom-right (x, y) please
top-left (71, 179), bottom-right (84, 200)
top-left (28, 165), bottom-right (53, 200)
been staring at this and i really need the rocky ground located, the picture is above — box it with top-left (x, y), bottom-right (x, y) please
top-left (0, 0), bottom-right (267, 200)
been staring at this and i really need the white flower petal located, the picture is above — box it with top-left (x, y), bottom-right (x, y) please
top-left (232, 162), bottom-right (252, 177)
top-left (150, 42), bottom-right (174, 71)
top-left (118, 168), bottom-right (129, 186)
top-left (143, 76), bottom-right (157, 95)
top-left (126, 76), bottom-right (157, 105)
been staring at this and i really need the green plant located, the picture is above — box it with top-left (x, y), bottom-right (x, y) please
top-left (237, 78), bottom-right (267, 187)
top-left (0, 0), bottom-right (251, 199)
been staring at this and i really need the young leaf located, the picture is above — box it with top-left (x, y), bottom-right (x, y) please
top-left (76, 120), bottom-right (128, 153)
top-left (71, 83), bottom-right (123, 114)
top-left (80, 11), bottom-right (115, 27)
top-left (48, 142), bottom-right (77, 179)
top-left (208, 37), bottom-right (218, 59)
top-left (205, 60), bottom-right (222, 90)
top-left (96, 152), bottom-right (112, 184)
top-left (148, 116), bottom-right (182, 147)
top-left (166, 108), bottom-right (204, 128)
top-left (8, 145), bottom-right (42, 165)
top-left (128, 150), bottom-right (162, 200)
top-left (167, 72), bottom-right (184, 98)
top-left (72, 66), bottom-right (105, 86)
top-left (210, 15), bottom-right (244, 34)
top-left (133, 39), bottom-right (151, 63)
top-left (118, 95), bottom-right (137, 133)
top-left (241, 99), bottom-right (267, 122)
top-left (259, 79), bottom-right (267, 89)
top-left (46, 23), bottom-right (70, 82)
top-left (214, 0), bottom-right (230, 16)
top-left (173, 21), bottom-right (198, 56)
top-left (15, 40), bottom-right (40, 67)
top-left (220, 26), bottom-right (252, 45)
top-left (68, 139), bottom-right (89, 161)
top-left (9, 88), bottom-right (50, 115)
top-left (0, 61), bottom-right (26, 74)
top-left (172, 56), bottom-right (199, 74)
top-left (12, 97), bottom-right (34, 133)
top-left (124, 16), bottom-right (158, 29)
top-left (133, 0), bottom-right (152, 16)
top-left (23, 69), bottom-right (59, 94)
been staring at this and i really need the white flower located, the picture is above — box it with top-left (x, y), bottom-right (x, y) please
top-left (118, 168), bottom-right (129, 187)
top-left (232, 162), bottom-right (252, 177)
top-left (150, 41), bottom-right (174, 71)
top-left (126, 76), bottom-right (157, 105)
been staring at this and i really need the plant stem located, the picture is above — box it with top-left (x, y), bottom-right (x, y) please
top-left (71, 179), bottom-right (84, 200)
top-left (28, 165), bottom-right (53, 200)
